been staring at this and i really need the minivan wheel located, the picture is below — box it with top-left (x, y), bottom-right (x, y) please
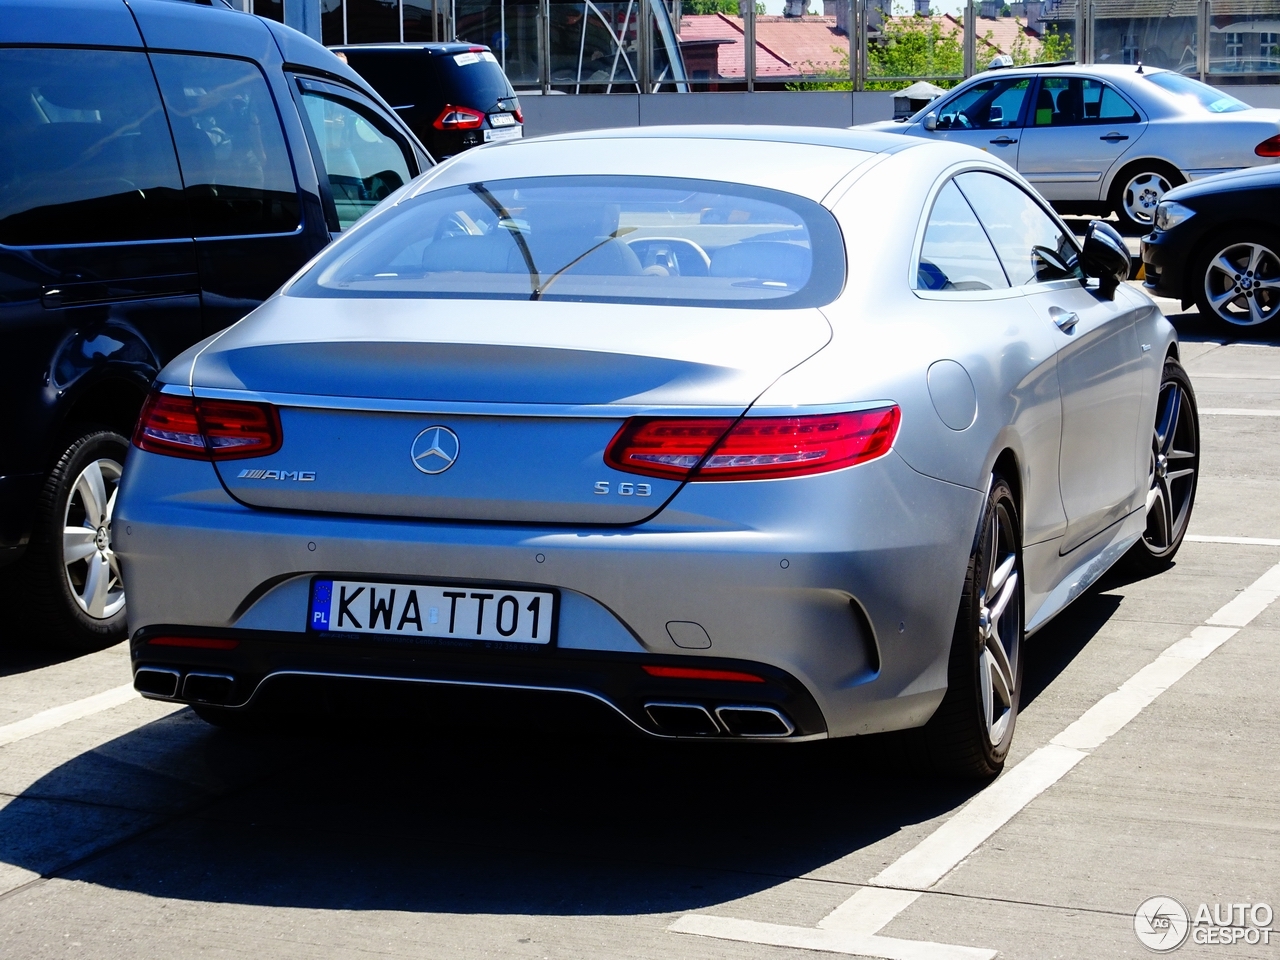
top-left (925, 476), bottom-right (1023, 780)
top-left (24, 430), bottom-right (129, 650)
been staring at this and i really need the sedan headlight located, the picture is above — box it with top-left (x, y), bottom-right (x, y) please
top-left (1154, 200), bottom-right (1196, 232)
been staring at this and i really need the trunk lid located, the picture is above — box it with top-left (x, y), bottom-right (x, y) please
top-left (196, 296), bottom-right (831, 523)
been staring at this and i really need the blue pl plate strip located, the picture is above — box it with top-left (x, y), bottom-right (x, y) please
top-left (310, 579), bottom-right (333, 631)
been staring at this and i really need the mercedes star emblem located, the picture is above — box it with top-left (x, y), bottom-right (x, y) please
top-left (410, 425), bottom-right (460, 475)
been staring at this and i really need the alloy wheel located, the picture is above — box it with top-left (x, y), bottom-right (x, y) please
top-left (1141, 379), bottom-right (1197, 556)
top-left (1202, 241), bottom-right (1280, 327)
top-left (977, 501), bottom-right (1020, 748)
top-left (1122, 171), bottom-right (1172, 228)
top-left (62, 457), bottom-right (125, 619)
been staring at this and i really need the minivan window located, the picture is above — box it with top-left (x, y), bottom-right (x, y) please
top-left (150, 54), bottom-right (300, 237)
top-left (290, 176), bottom-right (845, 308)
top-left (299, 93), bottom-right (413, 230)
top-left (0, 48), bottom-right (187, 246)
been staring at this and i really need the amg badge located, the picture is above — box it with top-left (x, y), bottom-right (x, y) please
top-left (236, 469), bottom-right (316, 481)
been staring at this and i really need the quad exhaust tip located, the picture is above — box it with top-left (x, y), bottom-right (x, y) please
top-left (134, 668), bottom-right (236, 705)
top-left (134, 667), bottom-right (181, 699)
top-left (644, 701), bottom-right (795, 738)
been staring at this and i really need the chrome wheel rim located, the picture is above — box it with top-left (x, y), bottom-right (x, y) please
top-left (62, 458), bottom-right (125, 620)
top-left (977, 501), bottom-right (1020, 748)
top-left (1122, 172), bottom-right (1171, 226)
top-left (1202, 241), bottom-right (1280, 327)
top-left (1142, 380), bottom-right (1197, 556)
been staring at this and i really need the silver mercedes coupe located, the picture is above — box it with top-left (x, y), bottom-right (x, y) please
top-left (115, 127), bottom-right (1199, 778)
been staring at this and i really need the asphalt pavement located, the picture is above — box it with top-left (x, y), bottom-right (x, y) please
top-left (0, 290), bottom-right (1276, 960)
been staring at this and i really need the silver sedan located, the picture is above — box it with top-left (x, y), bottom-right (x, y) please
top-left (863, 63), bottom-right (1280, 232)
top-left (115, 127), bottom-right (1199, 778)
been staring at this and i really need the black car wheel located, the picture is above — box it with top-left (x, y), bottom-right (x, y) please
top-left (925, 475), bottom-right (1024, 779)
top-left (23, 429), bottom-right (129, 650)
top-left (1194, 230), bottom-right (1280, 336)
top-left (1124, 359), bottom-right (1199, 574)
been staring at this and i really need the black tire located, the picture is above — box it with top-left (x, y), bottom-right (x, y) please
top-left (925, 476), bottom-right (1024, 780)
top-left (22, 429), bottom-right (130, 651)
top-left (1122, 359), bottom-right (1199, 575)
top-left (1192, 228), bottom-right (1280, 338)
top-left (1109, 163), bottom-right (1184, 235)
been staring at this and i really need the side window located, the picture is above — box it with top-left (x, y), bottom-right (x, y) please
top-left (935, 78), bottom-right (1030, 131)
top-left (917, 181), bottom-right (1009, 292)
top-left (298, 93), bottom-right (414, 231)
top-left (149, 54), bottom-right (300, 237)
top-left (954, 171), bottom-right (1080, 287)
top-left (1035, 78), bottom-right (1141, 126)
top-left (0, 48), bottom-right (187, 246)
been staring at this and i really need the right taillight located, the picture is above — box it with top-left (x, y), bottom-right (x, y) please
top-left (133, 391), bottom-right (282, 461)
top-left (433, 104), bottom-right (485, 130)
top-left (1255, 134), bottom-right (1280, 157)
top-left (604, 407), bottom-right (901, 482)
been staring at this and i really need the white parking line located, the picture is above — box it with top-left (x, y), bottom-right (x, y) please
top-left (0, 684), bottom-right (138, 749)
top-left (1186, 534), bottom-right (1280, 546)
top-left (1199, 408), bottom-right (1280, 416)
top-left (671, 560), bottom-right (1280, 959)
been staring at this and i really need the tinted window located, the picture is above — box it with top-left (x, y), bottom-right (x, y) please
top-left (955, 172), bottom-right (1080, 287)
top-left (291, 176), bottom-right (845, 308)
top-left (1033, 78), bottom-right (1140, 126)
top-left (917, 181), bottom-right (1009, 292)
top-left (300, 93), bottom-right (414, 230)
top-left (935, 78), bottom-right (1030, 130)
top-left (150, 54), bottom-right (300, 237)
top-left (1145, 72), bottom-right (1248, 113)
top-left (0, 48), bottom-right (187, 246)
top-left (433, 51), bottom-right (517, 110)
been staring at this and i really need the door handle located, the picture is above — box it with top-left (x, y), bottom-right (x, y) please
top-left (1099, 133), bottom-right (1130, 142)
top-left (989, 135), bottom-right (1018, 145)
top-left (1050, 307), bottom-right (1079, 332)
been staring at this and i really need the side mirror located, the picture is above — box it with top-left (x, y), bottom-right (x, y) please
top-left (1079, 220), bottom-right (1130, 299)
top-left (923, 112), bottom-right (938, 131)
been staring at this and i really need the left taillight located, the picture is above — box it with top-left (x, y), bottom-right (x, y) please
top-left (433, 104), bottom-right (486, 130)
top-left (1256, 134), bottom-right (1280, 157)
top-left (604, 406), bottom-right (901, 482)
top-left (133, 391), bottom-right (282, 461)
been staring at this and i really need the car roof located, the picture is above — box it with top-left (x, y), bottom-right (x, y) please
top-left (333, 42), bottom-right (490, 54)
top-left (969, 61), bottom-right (1171, 82)
top-left (538, 124), bottom-right (917, 155)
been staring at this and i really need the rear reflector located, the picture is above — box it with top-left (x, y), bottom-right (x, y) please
top-left (133, 391), bottom-right (282, 461)
top-left (605, 407), bottom-right (901, 481)
top-left (1256, 134), bottom-right (1280, 157)
top-left (148, 636), bottom-right (240, 650)
top-left (643, 665), bottom-right (765, 683)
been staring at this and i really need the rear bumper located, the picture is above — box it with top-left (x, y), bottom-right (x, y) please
top-left (116, 447), bottom-right (984, 740)
top-left (130, 628), bottom-right (828, 740)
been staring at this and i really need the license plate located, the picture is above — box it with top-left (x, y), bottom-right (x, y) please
top-left (309, 578), bottom-right (555, 644)
top-left (484, 125), bottom-right (522, 142)
top-left (489, 112), bottom-right (516, 127)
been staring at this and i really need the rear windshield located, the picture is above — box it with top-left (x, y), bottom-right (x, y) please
top-left (290, 175), bottom-right (846, 308)
top-left (1145, 73), bottom-right (1248, 113)
top-left (433, 51), bottom-right (516, 109)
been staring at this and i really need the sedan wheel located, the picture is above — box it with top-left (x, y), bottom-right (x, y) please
top-left (926, 475), bottom-right (1023, 779)
top-left (23, 430), bottom-right (130, 650)
top-left (1115, 169), bottom-right (1176, 234)
top-left (1197, 237), bottom-right (1280, 334)
top-left (1125, 360), bottom-right (1199, 574)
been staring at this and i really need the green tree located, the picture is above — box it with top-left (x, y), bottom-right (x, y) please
top-left (1009, 22), bottom-right (1073, 64)
top-left (684, 0), bottom-right (739, 13)
top-left (866, 17), bottom-right (964, 86)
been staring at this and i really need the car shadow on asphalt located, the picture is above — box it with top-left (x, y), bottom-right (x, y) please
top-left (0, 589), bottom-right (1126, 918)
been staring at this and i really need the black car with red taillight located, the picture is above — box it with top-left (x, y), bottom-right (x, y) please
top-left (333, 43), bottom-right (522, 159)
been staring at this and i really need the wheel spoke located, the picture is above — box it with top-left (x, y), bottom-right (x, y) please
top-left (1249, 292), bottom-right (1267, 326)
top-left (105, 485), bottom-right (118, 523)
top-left (1159, 477), bottom-right (1176, 544)
top-left (987, 568), bottom-right (1018, 627)
top-left (75, 461), bottom-right (107, 523)
top-left (1166, 467), bottom-right (1195, 483)
top-left (1248, 243), bottom-right (1265, 275)
top-left (989, 553), bottom-right (1016, 595)
top-left (106, 551), bottom-right (123, 584)
top-left (979, 649), bottom-right (995, 731)
top-left (1215, 254), bottom-right (1242, 279)
top-left (63, 526), bottom-right (97, 564)
top-left (83, 553), bottom-right (111, 618)
top-left (1156, 386), bottom-right (1180, 453)
top-left (1147, 483), bottom-right (1167, 544)
top-left (986, 636), bottom-right (1014, 710)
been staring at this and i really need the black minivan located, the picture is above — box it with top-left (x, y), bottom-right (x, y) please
top-left (0, 0), bottom-right (430, 649)
top-left (334, 43), bottom-right (522, 159)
